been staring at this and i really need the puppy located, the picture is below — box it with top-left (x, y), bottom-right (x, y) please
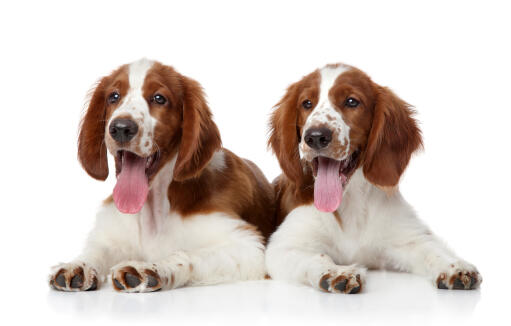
top-left (49, 59), bottom-right (274, 292)
top-left (266, 63), bottom-right (481, 293)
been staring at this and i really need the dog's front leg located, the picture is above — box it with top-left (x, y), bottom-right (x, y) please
top-left (110, 213), bottom-right (267, 293)
top-left (49, 203), bottom-right (138, 291)
top-left (378, 195), bottom-right (482, 290)
top-left (266, 205), bottom-right (365, 293)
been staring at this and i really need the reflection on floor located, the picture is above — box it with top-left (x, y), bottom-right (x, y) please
top-left (47, 271), bottom-right (481, 326)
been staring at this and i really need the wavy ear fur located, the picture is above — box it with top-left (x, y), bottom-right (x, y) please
top-left (268, 83), bottom-right (304, 186)
top-left (362, 86), bottom-right (423, 187)
top-left (172, 76), bottom-right (222, 181)
top-left (77, 78), bottom-right (109, 181)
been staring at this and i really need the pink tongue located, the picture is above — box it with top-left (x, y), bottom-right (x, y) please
top-left (314, 157), bottom-right (343, 212)
top-left (113, 152), bottom-right (149, 214)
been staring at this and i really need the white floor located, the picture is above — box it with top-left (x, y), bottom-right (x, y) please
top-left (34, 271), bottom-right (503, 326)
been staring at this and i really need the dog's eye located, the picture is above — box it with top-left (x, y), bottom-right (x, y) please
top-left (152, 94), bottom-right (167, 105)
top-left (302, 99), bottom-right (313, 109)
top-left (108, 92), bottom-right (120, 104)
top-left (345, 97), bottom-right (359, 108)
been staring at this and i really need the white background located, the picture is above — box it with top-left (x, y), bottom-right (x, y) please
top-left (1, 0), bottom-right (510, 325)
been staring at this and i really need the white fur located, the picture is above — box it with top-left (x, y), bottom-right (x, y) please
top-left (266, 169), bottom-right (481, 291)
top-left (52, 141), bottom-right (265, 291)
top-left (300, 65), bottom-right (352, 161)
top-left (207, 150), bottom-right (226, 171)
top-left (106, 58), bottom-right (157, 156)
top-left (52, 60), bottom-right (266, 292)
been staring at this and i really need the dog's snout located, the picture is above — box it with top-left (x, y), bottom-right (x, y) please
top-left (304, 127), bottom-right (333, 150)
top-left (109, 119), bottom-right (139, 143)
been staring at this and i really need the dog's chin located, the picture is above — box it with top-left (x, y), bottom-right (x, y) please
top-left (310, 149), bottom-right (361, 188)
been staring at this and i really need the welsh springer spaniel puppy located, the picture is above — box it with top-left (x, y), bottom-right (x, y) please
top-left (266, 64), bottom-right (481, 293)
top-left (49, 59), bottom-right (274, 292)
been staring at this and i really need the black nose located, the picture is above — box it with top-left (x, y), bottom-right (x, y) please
top-left (304, 127), bottom-right (333, 150)
top-left (109, 119), bottom-right (139, 143)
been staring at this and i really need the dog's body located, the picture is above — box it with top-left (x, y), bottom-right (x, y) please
top-left (49, 59), bottom-right (274, 292)
top-left (266, 64), bottom-right (481, 293)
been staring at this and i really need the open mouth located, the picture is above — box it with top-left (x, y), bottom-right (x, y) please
top-left (115, 150), bottom-right (160, 178)
top-left (311, 149), bottom-right (360, 213)
top-left (112, 150), bottom-right (160, 215)
top-left (311, 149), bottom-right (360, 185)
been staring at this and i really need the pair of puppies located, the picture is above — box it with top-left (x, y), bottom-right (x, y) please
top-left (49, 59), bottom-right (481, 293)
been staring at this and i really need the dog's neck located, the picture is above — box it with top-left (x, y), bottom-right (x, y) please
top-left (139, 156), bottom-right (177, 236)
top-left (138, 150), bottom-right (225, 236)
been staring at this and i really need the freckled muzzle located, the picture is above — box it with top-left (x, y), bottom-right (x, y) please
top-left (105, 117), bottom-right (161, 215)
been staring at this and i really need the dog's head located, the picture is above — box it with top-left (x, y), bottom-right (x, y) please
top-left (269, 64), bottom-right (422, 212)
top-left (78, 59), bottom-right (221, 214)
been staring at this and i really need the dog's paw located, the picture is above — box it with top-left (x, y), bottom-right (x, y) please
top-left (318, 267), bottom-right (364, 294)
top-left (49, 262), bottom-right (98, 291)
top-left (436, 261), bottom-right (482, 290)
top-left (111, 262), bottom-right (165, 293)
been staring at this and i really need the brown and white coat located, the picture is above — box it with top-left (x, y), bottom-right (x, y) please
top-left (265, 64), bottom-right (481, 293)
top-left (49, 59), bottom-right (275, 292)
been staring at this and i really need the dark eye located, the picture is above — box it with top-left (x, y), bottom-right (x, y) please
top-left (152, 94), bottom-right (167, 105)
top-left (302, 99), bottom-right (313, 109)
top-left (108, 92), bottom-right (120, 104)
top-left (345, 97), bottom-right (359, 108)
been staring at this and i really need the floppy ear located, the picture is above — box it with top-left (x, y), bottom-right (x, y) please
top-left (77, 79), bottom-right (109, 181)
top-left (268, 83), bottom-right (304, 186)
top-left (172, 76), bottom-right (222, 181)
top-left (362, 86), bottom-right (423, 187)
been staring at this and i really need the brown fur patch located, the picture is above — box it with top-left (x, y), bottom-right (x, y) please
top-left (268, 64), bottom-right (422, 226)
top-left (168, 149), bottom-right (276, 239)
top-left (78, 65), bottom-right (129, 180)
top-left (83, 61), bottom-right (276, 242)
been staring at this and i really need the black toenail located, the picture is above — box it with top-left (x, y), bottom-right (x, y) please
top-left (437, 281), bottom-right (448, 289)
top-left (55, 273), bottom-right (66, 288)
top-left (125, 273), bottom-right (141, 288)
top-left (320, 276), bottom-right (330, 291)
top-left (453, 278), bottom-right (465, 289)
top-left (113, 279), bottom-right (125, 290)
top-left (470, 276), bottom-right (477, 289)
top-left (87, 280), bottom-right (97, 291)
top-left (334, 279), bottom-right (347, 292)
top-left (70, 274), bottom-right (83, 288)
top-left (147, 275), bottom-right (158, 288)
top-left (349, 286), bottom-right (361, 294)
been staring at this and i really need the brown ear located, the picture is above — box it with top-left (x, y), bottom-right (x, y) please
top-left (268, 83), bottom-right (304, 186)
top-left (77, 79), bottom-right (109, 181)
top-left (362, 86), bottom-right (423, 187)
top-left (173, 76), bottom-right (222, 181)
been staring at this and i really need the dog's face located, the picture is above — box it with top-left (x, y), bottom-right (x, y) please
top-left (269, 64), bottom-right (422, 212)
top-left (78, 59), bottom-right (221, 214)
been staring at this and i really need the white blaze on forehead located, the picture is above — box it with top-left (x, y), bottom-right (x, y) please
top-left (318, 65), bottom-right (350, 105)
top-left (300, 65), bottom-right (352, 160)
top-left (128, 58), bottom-right (154, 91)
top-left (107, 58), bottom-right (157, 156)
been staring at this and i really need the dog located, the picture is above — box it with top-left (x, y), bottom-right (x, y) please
top-left (49, 59), bottom-right (274, 292)
top-left (265, 63), bottom-right (482, 293)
